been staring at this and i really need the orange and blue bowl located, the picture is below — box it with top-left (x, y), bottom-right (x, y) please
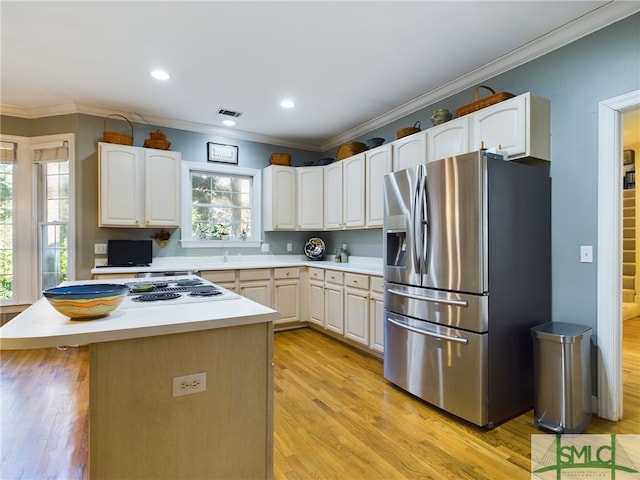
top-left (43, 284), bottom-right (129, 320)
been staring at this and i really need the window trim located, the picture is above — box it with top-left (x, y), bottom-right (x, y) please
top-left (0, 133), bottom-right (75, 306)
top-left (180, 161), bottom-right (262, 248)
top-left (31, 134), bottom-right (76, 286)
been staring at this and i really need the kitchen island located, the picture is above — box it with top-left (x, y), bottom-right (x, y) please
top-left (0, 276), bottom-right (280, 480)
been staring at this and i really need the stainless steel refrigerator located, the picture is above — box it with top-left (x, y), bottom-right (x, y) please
top-left (383, 150), bottom-right (551, 428)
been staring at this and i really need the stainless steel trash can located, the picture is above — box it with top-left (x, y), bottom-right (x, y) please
top-left (531, 322), bottom-right (592, 433)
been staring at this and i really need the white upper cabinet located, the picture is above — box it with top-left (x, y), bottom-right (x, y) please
top-left (342, 153), bottom-right (366, 228)
top-left (297, 166), bottom-right (324, 230)
top-left (427, 116), bottom-right (470, 163)
top-left (99, 142), bottom-right (180, 228)
top-left (470, 93), bottom-right (550, 161)
top-left (365, 145), bottom-right (392, 227)
top-left (263, 165), bottom-right (296, 231)
top-left (260, 92), bottom-right (550, 233)
top-left (144, 149), bottom-right (182, 227)
top-left (392, 130), bottom-right (427, 171)
top-left (324, 161), bottom-right (343, 230)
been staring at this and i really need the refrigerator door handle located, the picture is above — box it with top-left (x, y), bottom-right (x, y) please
top-left (419, 173), bottom-right (429, 274)
top-left (387, 288), bottom-right (469, 307)
top-left (412, 172), bottom-right (423, 275)
top-left (387, 317), bottom-right (469, 344)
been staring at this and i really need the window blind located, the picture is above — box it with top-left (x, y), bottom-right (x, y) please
top-left (32, 140), bottom-right (68, 162)
top-left (0, 141), bottom-right (17, 164)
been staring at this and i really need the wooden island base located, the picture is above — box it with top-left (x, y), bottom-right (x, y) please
top-left (89, 322), bottom-right (274, 479)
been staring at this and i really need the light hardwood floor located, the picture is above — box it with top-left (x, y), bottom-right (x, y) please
top-left (1, 319), bottom-right (639, 479)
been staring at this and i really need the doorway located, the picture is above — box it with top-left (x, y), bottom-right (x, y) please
top-left (597, 90), bottom-right (640, 421)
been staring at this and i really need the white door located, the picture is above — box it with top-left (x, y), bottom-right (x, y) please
top-left (366, 145), bottom-right (392, 227)
top-left (324, 162), bottom-right (343, 229)
top-left (427, 117), bottom-right (470, 163)
top-left (99, 143), bottom-right (140, 226)
top-left (145, 149), bottom-right (181, 227)
top-left (471, 95), bottom-right (526, 156)
top-left (392, 131), bottom-right (427, 171)
top-left (342, 154), bottom-right (365, 228)
top-left (297, 167), bottom-right (324, 229)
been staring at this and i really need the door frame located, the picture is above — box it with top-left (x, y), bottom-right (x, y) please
top-left (597, 89), bottom-right (640, 420)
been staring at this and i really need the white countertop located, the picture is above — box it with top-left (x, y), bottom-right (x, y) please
top-left (92, 254), bottom-right (384, 277)
top-left (0, 277), bottom-right (280, 350)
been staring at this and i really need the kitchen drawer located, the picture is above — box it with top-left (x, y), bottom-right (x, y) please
top-left (325, 270), bottom-right (343, 285)
top-left (370, 276), bottom-right (384, 293)
top-left (308, 267), bottom-right (325, 281)
top-left (274, 267), bottom-right (300, 280)
top-left (239, 269), bottom-right (271, 281)
top-left (344, 273), bottom-right (369, 290)
top-left (200, 270), bottom-right (236, 284)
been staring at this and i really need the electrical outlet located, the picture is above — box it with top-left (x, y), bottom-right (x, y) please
top-left (94, 258), bottom-right (108, 267)
top-left (94, 243), bottom-right (107, 255)
top-left (173, 372), bottom-right (207, 397)
top-left (261, 243), bottom-right (269, 253)
top-left (286, 242), bottom-right (293, 252)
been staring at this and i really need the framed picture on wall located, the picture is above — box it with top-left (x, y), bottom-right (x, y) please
top-left (207, 142), bottom-right (238, 164)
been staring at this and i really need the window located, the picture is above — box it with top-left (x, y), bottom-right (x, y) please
top-left (180, 161), bottom-right (262, 248)
top-left (0, 142), bottom-right (15, 300)
top-left (0, 134), bottom-right (75, 306)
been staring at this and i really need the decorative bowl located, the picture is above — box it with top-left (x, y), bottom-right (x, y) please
top-left (304, 237), bottom-right (325, 261)
top-left (366, 137), bottom-right (385, 149)
top-left (43, 284), bottom-right (129, 319)
top-left (129, 282), bottom-right (155, 293)
top-left (430, 108), bottom-right (453, 126)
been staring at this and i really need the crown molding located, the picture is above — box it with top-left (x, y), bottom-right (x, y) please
top-left (2, 2), bottom-right (637, 153)
top-left (0, 101), bottom-right (321, 151)
top-left (320, 1), bottom-right (640, 151)
top-left (0, 102), bottom-right (78, 118)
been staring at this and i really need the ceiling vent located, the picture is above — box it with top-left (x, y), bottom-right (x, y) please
top-left (218, 108), bottom-right (242, 118)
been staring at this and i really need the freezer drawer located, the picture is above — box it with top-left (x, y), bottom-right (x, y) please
top-left (383, 311), bottom-right (488, 426)
top-left (384, 282), bottom-right (488, 332)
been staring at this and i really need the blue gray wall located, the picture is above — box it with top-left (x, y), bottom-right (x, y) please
top-left (2, 13), bottom-right (639, 332)
top-left (327, 13), bottom-right (640, 329)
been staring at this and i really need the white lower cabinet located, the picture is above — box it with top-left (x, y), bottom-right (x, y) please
top-left (199, 270), bottom-right (237, 292)
top-left (238, 269), bottom-right (273, 308)
top-left (324, 271), bottom-right (344, 334)
top-left (273, 267), bottom-right (300, 324)
top-left (306, 267), bottom-right (384, 356)
top-left (369, 276), bottom-right (384, 354)
top-left (203, 268), bottom-right (301, 326)
top-left (344, 273), bottom-right (370, 346)
top-left (308, 268), bottom-right (325, 327)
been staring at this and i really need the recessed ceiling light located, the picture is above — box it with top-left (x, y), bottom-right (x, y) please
top-left (280, 99), bottom-right (295, 109)
top-left (151, 69), bottom-right (170, 80)
top-left (222, 119), bottom-right (236, 126)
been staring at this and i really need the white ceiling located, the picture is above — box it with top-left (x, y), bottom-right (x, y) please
top-left (1, 1), bottom-right (638, 151)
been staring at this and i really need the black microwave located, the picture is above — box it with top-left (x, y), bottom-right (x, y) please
top-left (107, 240), bottom-right (152, 267)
